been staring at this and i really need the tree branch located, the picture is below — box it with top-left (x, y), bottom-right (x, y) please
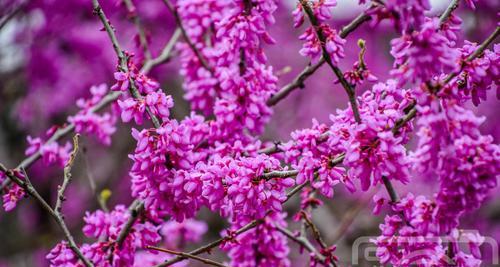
top-left (0, 165), bottom-right (94, 267)
top-left (274, 225), bottom-right (328, 264)
top-left (161, 0), bottom-right (213, 73)
top-left (92, 0), bottom-right (161, 128)
top-left (299, 0), bottom-right (361, 123)
top-left (116, 200), bottom-right (144, 248)
top-left (267, 12), bottom-right (371, 106)
top-left (0, 14), bottom-right (180, 192)
top-left (147, 246), bottom-right (229, 267)
top-left (122, 0), bottom-right (152, 61)
top-left (439, 0), bottom-right (460, 25)
top-left (55, 134), bottom-right (80, 213)
top-left (142, 28), bottom-right (181, 73)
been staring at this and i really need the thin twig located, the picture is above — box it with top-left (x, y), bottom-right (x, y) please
top-left (261, 170), bottom-right (298, 180)
top-left (142, 28), bottom-right (181, 73)
top-left (0, 165), bottom-right (94, 267)
top-left (116, 200), bottom-right (143, 248)
top-left (0, 6), bottom-right (181, 192)
top-left (0, 0), bottom-right (26, 31)
top-left (330, 190), bottom-right (375, 244)
top-left (274, 225), bottom-right (327, 263)
top-left (162, 0), bottom-right (213, 73)
top-left (92, 0), bottom-right (161, 128)
top-left (302, 212), bottom-right (328, 249)
top-left (122, 0), bottom-right (152, 61)
top-left (154, 219), bottom-right (262, 267)
top-left (257, 141), bottom-right (282, 155)
top-left (381, 176), bottom-right (399, 203)
top-left (439, 0), bottom-right (460, 25)
top-left (267, 12), bottom-right (371, 106)
top-left (147, 246), bottom-right (229, 267)
top-left (55, 134), bottom-right (80, 213)
top-left (299, 0), bottom-right (361, 123)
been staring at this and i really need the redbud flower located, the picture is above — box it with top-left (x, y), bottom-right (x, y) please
top-left (299, 25), bottom-right (345, 64)
top-left (390, 18), bottom-right (458, 85)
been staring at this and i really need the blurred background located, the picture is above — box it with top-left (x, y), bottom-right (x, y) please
top-left (0, 0), bottom-right (498, 266)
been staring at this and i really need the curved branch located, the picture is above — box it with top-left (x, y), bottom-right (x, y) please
top-left (267, 12), bottom-right (371, 106)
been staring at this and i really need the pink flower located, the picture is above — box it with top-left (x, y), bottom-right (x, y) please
top-left (26, 135), bottom-right (72, 167)
top-left (69, 84), bottom-right (117, 145)
top-left (390, 18), bottom-right (458, 85)
top-left (2, 184), bottom-right (25, 212)
top-left (299, 25), bottom-right (345, 64)
top-left (117, 98), bottom-right (145, 125)
top-left (46, 241), bottom-right (79, 267)
top-left (111, 71), bottom-right (130, 92)
top-left (221, 212), bottom-right (290, 267)
top-left (25, 136), bottom-right (43, 156)
top-left (145, 91), bottom-right (174, 121)
top-left (199, 155), bottom-right (294, 221)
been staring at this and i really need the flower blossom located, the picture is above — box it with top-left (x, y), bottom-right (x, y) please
top-left (390, 18), bottom-right (458, 85)
top-left (221, 212), bottom-right (290, 267)
top-left (25, 132), bottom-right (72, 168)
top-left (129, 114), bottom-right (210, 221)
top-left (298, 25), bottom-right (346, 65)
top-left (343, 80), bottom-right (413, 191)
top-left (198, 154), bottom-right (294, 221)
top-left (446, 42), bottom-right (499, 106)
top-left (373, 194), bottom-right (485, 266)
top-left (68, 84), bottom-right (117, 145)
top-left (2, 183), bottom-right (25, 212)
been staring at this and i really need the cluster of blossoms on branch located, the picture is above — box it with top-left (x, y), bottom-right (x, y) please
top-left (293, 0), bottom-right (346, 64)
top-left (0, 0), bottom-right (499, 266)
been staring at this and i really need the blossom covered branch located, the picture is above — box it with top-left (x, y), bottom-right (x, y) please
top-left (0, 0), bottom-right (499, 266)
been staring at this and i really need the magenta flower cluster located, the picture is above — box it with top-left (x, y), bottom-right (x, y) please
top-left (0, 0), bottom-right (499, 266)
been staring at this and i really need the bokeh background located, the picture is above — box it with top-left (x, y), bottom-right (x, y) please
top-left (0, 0), bottom-right (498, 266)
